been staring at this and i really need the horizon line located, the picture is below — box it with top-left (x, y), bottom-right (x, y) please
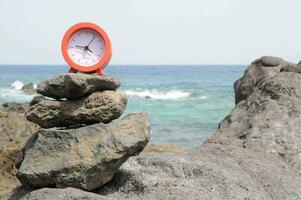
top-left (0, 64), bottom-right (248, 66)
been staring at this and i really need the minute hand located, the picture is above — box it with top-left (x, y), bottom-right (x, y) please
top-left (87, 36), bottom-right (96, 47)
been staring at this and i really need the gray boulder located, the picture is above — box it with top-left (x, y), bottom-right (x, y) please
top-left (234, 56), bottom-right (295, 104)
top-left (281, 63), bottom-right (301, 73)
top-left (260, 56), bottom-right (285, 66)
top-left (96, 60), bottom-right (301, 199)
top-left (21, 83), bottom-right (36, 94)
top-left (10, 57), bottom-right (301, 200)
top-left (16, 113), bottom-right (150, 191)
top-left (37, 73), bottom-right (120, 99)
top-left (96, 67), bottom-right (301, 200)
top-left (9, 187), bottom-right (109, 200)
top-left (98, 145), bottom-right (301, 200)
top-left (208, 72), bottom-right (301, 173)
top-left (25, 90), bottom-right (127, 128)
top-left (2, 103), bottom-right (28, 113)
top-left (30, 95), bottom-right (47, 106)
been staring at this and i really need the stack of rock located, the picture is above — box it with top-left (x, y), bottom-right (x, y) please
top-left (15, 73), bottom-right (150, 191)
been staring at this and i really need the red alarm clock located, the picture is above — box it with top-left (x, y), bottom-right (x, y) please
top-left (61, 22), bottom-right (112, 75)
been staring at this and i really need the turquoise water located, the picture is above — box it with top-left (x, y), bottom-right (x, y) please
top-left (0, 65), bottom-right (245, 148)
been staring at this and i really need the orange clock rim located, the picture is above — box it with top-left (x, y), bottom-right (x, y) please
top-left (61, 22), bottom-right (112, 73)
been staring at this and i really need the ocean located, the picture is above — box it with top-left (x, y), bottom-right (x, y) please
top-left (0, 65), bottom-right (245, 148)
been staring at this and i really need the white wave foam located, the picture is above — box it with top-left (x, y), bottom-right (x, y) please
top-left (11, 80), bottom-right (24, 90)
top-left (0, 88), bottom-right (35, 103)
top-left (125, 89), bottom-right (194, 100)
top-left (198, 96), bottom-right (207, 100)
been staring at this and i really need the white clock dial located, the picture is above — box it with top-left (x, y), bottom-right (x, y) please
top-left (67, 29), bottom-right (105, 67)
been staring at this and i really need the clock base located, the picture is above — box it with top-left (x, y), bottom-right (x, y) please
top-left (68, 68), bottom-right (103, 76)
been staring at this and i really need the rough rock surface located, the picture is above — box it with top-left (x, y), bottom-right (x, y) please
top-left (2, 103), bottom-right (28, 113)
top-left (9, 187), bottom-right (109, 200)
top-left (17, 113), bottom-right (150, 191)
top-left (25, 90), bottom-right (127, 128)
top-left (143, 143), bottom-right (188, 153)
top-left (0, 104), bottom-right (166, 200)
top-left (0, 108), bottom-right (7, 117)
top-left (281, 62), bottom-right (301, 73)
top-left (99, 145), bottom-right (300, 200)
top-left (95, 70), bottom-right (301, 200)
top-left (209, 72), bottom-right (301, 173)
top-left (234, 56), bottom-right (295, 104)
top-left (5, 56), bottom-right (301, 200)
top-left (29, 95), bottom-right (47, 106)
top-left (0, 104), bottom-right (38, 200)
top-left (37, 74), bottom-right (120, 99)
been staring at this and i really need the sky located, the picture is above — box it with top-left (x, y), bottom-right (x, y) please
top-left (0, 0), bottom-right (300, 65)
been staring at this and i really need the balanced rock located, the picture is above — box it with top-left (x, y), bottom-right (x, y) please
top-left (25, 90), bottom-right (127, 128)
top-left (260, 56), bottom-right (285, 66)
top-left (9, 187), bottom-right (109, 200)
top-left (37, 73), bottom-right (120, 99)
top-left (234, 56), bottom-right (295, 104)
top-left (17, 113), bottom-right (150, 191)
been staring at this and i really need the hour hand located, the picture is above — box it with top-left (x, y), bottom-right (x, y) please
top-left (87, 48), bottom-right (93, 53)
top-left (75, 45), bottom-right (85, 49)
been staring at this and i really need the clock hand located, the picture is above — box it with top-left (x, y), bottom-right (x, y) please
top-left (87, 36), bottom-right (96, 47)
top-left (83, 45), bottom-right (93, 53)
top-left (86, 46), bottom-right (93, 53)
top-left (75, 45), bottom-right (85, 49)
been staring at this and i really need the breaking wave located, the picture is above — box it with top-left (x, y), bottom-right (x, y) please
top-left (0, 80), bottom-right (36, 104)
top-left (11, 80), bottom-right (24, 90)
top-left (11, 80), bottom-right (37, 90)
top-left (125, 89), bottom-right (207, 100)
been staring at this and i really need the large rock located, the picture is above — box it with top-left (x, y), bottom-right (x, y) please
top-left (2, 103), bottom-right (28, 113)
top-left (98, 145), bottom-right (301, 200)
top-left (25, 90), bottom-right (127, 128)
top-left (5, 56), bottom-right (301, 200)
top-left (16, 113), bottom-right (150, 191)
top-left (9, 187), bottom-right (109, 200)
top-left (143, 143), bottom-right (188, 153)
top-left (234, 56), bottom-right (295, 104)
top-left (208, 72), bottom-right (301, 172)
top-left (29, 95), bottom-right (47, 106)
top-left (96, 70), bottom-right (301, 199)
top-left (37, 74), bottom-right (120, 99)
top-left (281, 62), bottom-right (301, 73)
top-left (0, 103), bottom-right (38, 200)
top-left (21, 83), bottom-right (36, 94)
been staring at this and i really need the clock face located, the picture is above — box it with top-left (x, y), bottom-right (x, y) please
top-left (67, 29), bottom-right (105, 67)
